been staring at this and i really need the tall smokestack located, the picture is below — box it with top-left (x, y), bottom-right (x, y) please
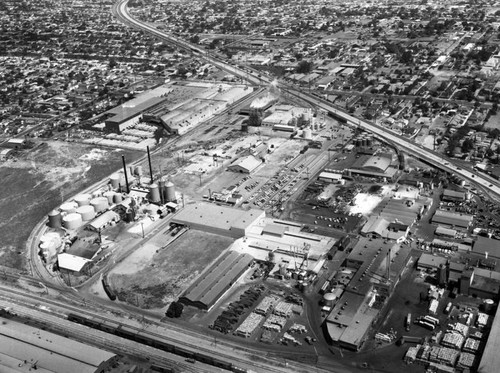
top-left (122, 155), bottom-right (130, 194)
top-left (147, 146), bottom-right (153, 184)
top-left (386, 246), bottom-right (391, 281)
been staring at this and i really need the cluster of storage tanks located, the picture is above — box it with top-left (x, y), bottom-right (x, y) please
top-left (353, 134), bottom-right (374, 148)
top-left (48, 167), bottom-right (176, 230)
top-left (149, 178), bottom-right (176, 204)
top-left (48, 190), bottom-right (123, 230)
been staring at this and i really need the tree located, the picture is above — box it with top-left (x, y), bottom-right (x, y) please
top-left (296, 60), bottom-right (313, 74)
top-left (461, 138), bottom-right (474, 153)
top-left (248, 111), bottom-right (262, 127)
top-left (166, 302), bottom-right (184, 318)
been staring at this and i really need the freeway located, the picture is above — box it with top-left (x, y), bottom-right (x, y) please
top-left (113, 0), bottom-right (500, 202)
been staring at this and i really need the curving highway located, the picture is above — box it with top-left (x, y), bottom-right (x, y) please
top-left (113, 0), bottom-right (500, 202)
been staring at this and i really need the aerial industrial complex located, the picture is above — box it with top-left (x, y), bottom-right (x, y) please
top-left (3, 0), bottom-right (500, 372)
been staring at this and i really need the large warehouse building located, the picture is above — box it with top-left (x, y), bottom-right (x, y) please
top-left (172, 202), bottom-right (265, 238)
top-left (179, 250), bottom-right (254, 310)
top-left (0, 316), bottom-right (117, 373)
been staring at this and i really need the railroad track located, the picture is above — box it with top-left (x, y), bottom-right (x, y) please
top-left (0, 285), bottom-right (317, 372)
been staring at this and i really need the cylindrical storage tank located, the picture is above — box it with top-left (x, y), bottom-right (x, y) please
top-left (361, 137), bottom-right (367, 147)
top-left (48, 210), bottom-right (62, 229)
top-left (324, 293), bottom-right (336, 307)
top-left (165, 182), bottom-right (176, 202)
top-left (74, 194), bottom-right (91, 207)
top-left (355, 139), bottom-right (362, 147)
top-left (149, 183), bottom-right (161, 203)
top-left (113, 193), bottom-right (123, 204)
top-left (484, 299), bottom-right (494, 313)
top-left (76, 205), bottom-right (95, 221)
top-left (60, 202), bottom-right (78, 214)
top-left (158, 179), bottom-right (166, 202)
top-left (103, 191), bottom-right (115, 205)
top-left (366, 136), bottom-right (373, 147)
top-left (303, 128), bottom-right (312, 140)
top-left (62, 213), bottom-right (83, 230)
top-left (129, 166), bottom-right (135, 176)
top-left (109, 174), bottom-right (121, 190)
top-left (90, 197), bottom-right (109, 213)
top-left (135, 165), bottom-right (143, 177)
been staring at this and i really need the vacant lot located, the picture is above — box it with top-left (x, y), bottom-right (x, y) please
top-left (0, 141), bottom-right (142, 270)
top-left (109, 229), bottom-right (234, 310)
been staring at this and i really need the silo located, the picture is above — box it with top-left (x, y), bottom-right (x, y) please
top-left (48, 210), bottom-right (62, 229)
top-left (303, 128), bottom-right (312, 140)
top-left (355, 138), bottom-right (362, 147)
top-left (129, 166), bottom-right (135, 176)
top-left (60, 202), bottom-right (78, 214)
top-left (62, 213), bottom-right (83, 230)
top-left (324, 293), bottom-right (336, 307)
top-left (366, 136), bottom-right (373, 147)
top-left (484, 299), bottom-right (494, 313)
top-left (76, 205), bottom-right (95, 221)
top-left (90, 197), bottom-right (109, 213)
top-left (103, 191), bottom-right (115, 205)
top-left (149, 183), bottom-right (161, 203)
top-left (109, 174), bottom-right (121, 190)
top-left (361, 137), bottom-right (367, 147)
top-left (135, 165), bottom-right (143, 177)
top-left (165, 182), bottom-right (176, 202)
top-left (74, 194), bottom-right (91, 207)
top-left (158, 179), bottom-right (166, 203)
top-left (113, 194), bottom-right (123, 204)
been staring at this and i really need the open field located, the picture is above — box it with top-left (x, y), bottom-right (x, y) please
top-left (109, 229), bottom-right (234, 310)
top-left (0, 141), bottom-right (142, 270)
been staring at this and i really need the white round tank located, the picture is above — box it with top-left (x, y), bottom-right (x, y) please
top-left (76, 205), bottom-right (95, 221)
top-left (90, 197), bottom-right (109, 213)
top-left (103, 191), bottom-right (115, 205)
top-left (47, 210), bottom-right (62, 229)
top-left (74, 194), bottom-right (91, 207)
top-left (109, 174), bottom-right (121, 189)
top-left (60, 202), bottom-right (78, 214)
top-left (165, 181), bottom-right (176, 202)
top-left (135, 165), bottom-right (143, 176)
top-left (62, 213), bottom-right (83, 230)
top-left (303, 128), bottom-right (312, 140)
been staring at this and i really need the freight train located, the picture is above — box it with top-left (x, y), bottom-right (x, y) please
top-left (67, 313), bottom-right (248, 373)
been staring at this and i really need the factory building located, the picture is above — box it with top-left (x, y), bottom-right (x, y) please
top-left (171, 202), bottom-right (265, 239)
top-left (179, 250), bottom-right (254, 310)
top-left (473, 236), bottom-right (500, 259)
top-left (103, 89), bottom-right (168, 134)
top-left (346, 152), bottom-right (399, 181)
top-left (431, 210), bottom-right (473, 230)
top-left (227, 155), bottom-right (262, 174)
top-left (325, 237), bottom-right (412, 350)
top-left (479, 298), bottom-right (500, 372)
top-left (57, 253), bottom-right (92, 275)
top-left (417, 253), bottom-right (448, 271)
top-left (0, 316), bottom-right (117, 373)
top-left (361, 197), bottom-right (427, 239)
top-left (441, 188), bottom-right (467, 202)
